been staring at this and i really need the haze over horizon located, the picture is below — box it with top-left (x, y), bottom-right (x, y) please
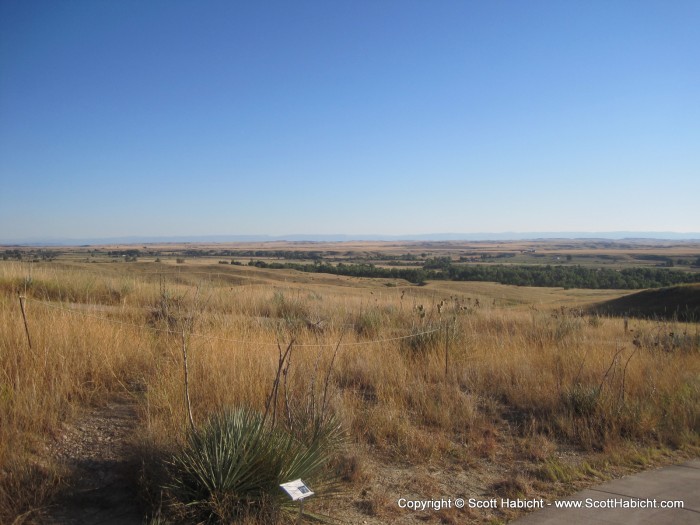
top-left (1, 1), bottom-right (699, 240)
top-left (3, 231), bottom-right (700, 246)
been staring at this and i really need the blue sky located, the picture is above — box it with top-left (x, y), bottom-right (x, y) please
top-left (1, 1), bottom-right (698, 241)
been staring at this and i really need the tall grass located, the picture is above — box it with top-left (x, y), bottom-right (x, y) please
top-left (0, 261), bottom-right (698, 522)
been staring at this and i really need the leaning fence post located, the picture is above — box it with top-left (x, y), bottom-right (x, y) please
top-left (182, 328), bottom-right (195, 431)
top-left (18, 294), bottom-right (32, 351)
top-left (444, 322), bottom-right (449, 380)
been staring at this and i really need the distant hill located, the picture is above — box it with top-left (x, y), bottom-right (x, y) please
top-left (592, 284), bottom-right (700, 321)
top-left (3, 231), bottom-right (700, 245)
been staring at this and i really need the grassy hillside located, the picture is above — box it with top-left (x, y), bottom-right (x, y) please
top-left (592, 284), bottom-right (700, 321)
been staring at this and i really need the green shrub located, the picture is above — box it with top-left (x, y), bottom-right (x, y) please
top-left (354, 308), bottom-right (382, 338)
top-left (401, 322), bottom-right (441, 355)
top-left (165, 408), bottom-right (341, 523)
top-left (261, 292), bottom-right (310, 326)
top-left (563, 384), bottom-right (599, 417)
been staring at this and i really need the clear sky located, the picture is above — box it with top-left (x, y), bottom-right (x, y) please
top-left (1, 0), bottom-right (698, 241)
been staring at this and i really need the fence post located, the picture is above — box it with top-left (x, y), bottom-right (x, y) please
top-left (182, 329), bottom-right (195, 431)
top-left (444, 322), bottom-right (449, 380)
top-left (18, 295), bottom-right (32, 351)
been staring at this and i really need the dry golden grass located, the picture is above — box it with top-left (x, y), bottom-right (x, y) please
top-left (0, 260), bottom-right (698, 523)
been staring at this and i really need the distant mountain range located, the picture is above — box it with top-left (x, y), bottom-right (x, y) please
top-left (2, 232), bottom-right (700, 246)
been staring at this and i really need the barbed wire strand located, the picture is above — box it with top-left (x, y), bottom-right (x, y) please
top-left (11, 264), bottom-right (421, 290)
top-left (28, 297), bottom-right (441, 348)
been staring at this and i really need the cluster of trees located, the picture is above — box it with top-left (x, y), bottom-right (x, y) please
top-left (248, 260), bottom-right (430, 284)
top-left (171, 248), bottom-right (431, 262)
top-left (181, 249), bottom-right (336, 259)
top-left (105, 249), bottom-right (140, 262)
top-left (107, 249), bottom-right (141, 257)
top-left (247, 259), bottom-right (700, 289)
top-left (2, 249), bottom-right (56, 261)
top-left (633, 254), bottom-right (677, 267)
top-left (423, 256), bottom-right (453, 270)
top-left (442, 264), bottom-right (700, 289)
top-left (3, 249), bottom-right (25, 260)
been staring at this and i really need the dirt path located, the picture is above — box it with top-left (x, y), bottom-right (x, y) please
top-left (44, 395), bottom-right (144, 524)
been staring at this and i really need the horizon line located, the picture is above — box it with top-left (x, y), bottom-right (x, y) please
top-left (3, 231), bottom-right (700, 246)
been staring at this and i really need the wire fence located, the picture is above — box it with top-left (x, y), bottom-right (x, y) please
top-left (27, 297), bottom-right (441, 348)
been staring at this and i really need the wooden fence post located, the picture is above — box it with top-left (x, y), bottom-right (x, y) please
top-left (444, 322), bottom-right (449, 380)
top-left (18, 295), bottom-right (32, 351)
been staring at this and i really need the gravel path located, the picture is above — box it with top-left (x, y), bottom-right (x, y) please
top-left (44, 396), bottom-right (143, 524)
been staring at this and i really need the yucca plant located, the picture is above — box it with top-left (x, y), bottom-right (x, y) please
top-left (165, 407), bottom-right (342, 523)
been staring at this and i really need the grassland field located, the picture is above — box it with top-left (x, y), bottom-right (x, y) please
top-left (5, 239), bottom-right (700, 270)
top-left (1, 240), bottom-right (699, 524)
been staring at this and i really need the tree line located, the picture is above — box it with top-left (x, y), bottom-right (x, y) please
top-left (247, 260), bottom-right (700, 289)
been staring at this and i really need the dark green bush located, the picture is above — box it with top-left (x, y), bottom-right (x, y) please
top-left (165, 408), bottom-right (342, 523)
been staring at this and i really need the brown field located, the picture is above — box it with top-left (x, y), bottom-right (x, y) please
top-left (1, 246), bottom-right (699, 524)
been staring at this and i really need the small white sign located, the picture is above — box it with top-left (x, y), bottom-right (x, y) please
top-left (280, 479), bottom-right (314, 501)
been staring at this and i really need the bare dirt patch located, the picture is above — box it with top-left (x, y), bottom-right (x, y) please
top-left (43, 395), bottom-right (143, 524)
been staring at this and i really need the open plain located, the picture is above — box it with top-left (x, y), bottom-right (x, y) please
top-left (1, 240), bottom-right (699, 524)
